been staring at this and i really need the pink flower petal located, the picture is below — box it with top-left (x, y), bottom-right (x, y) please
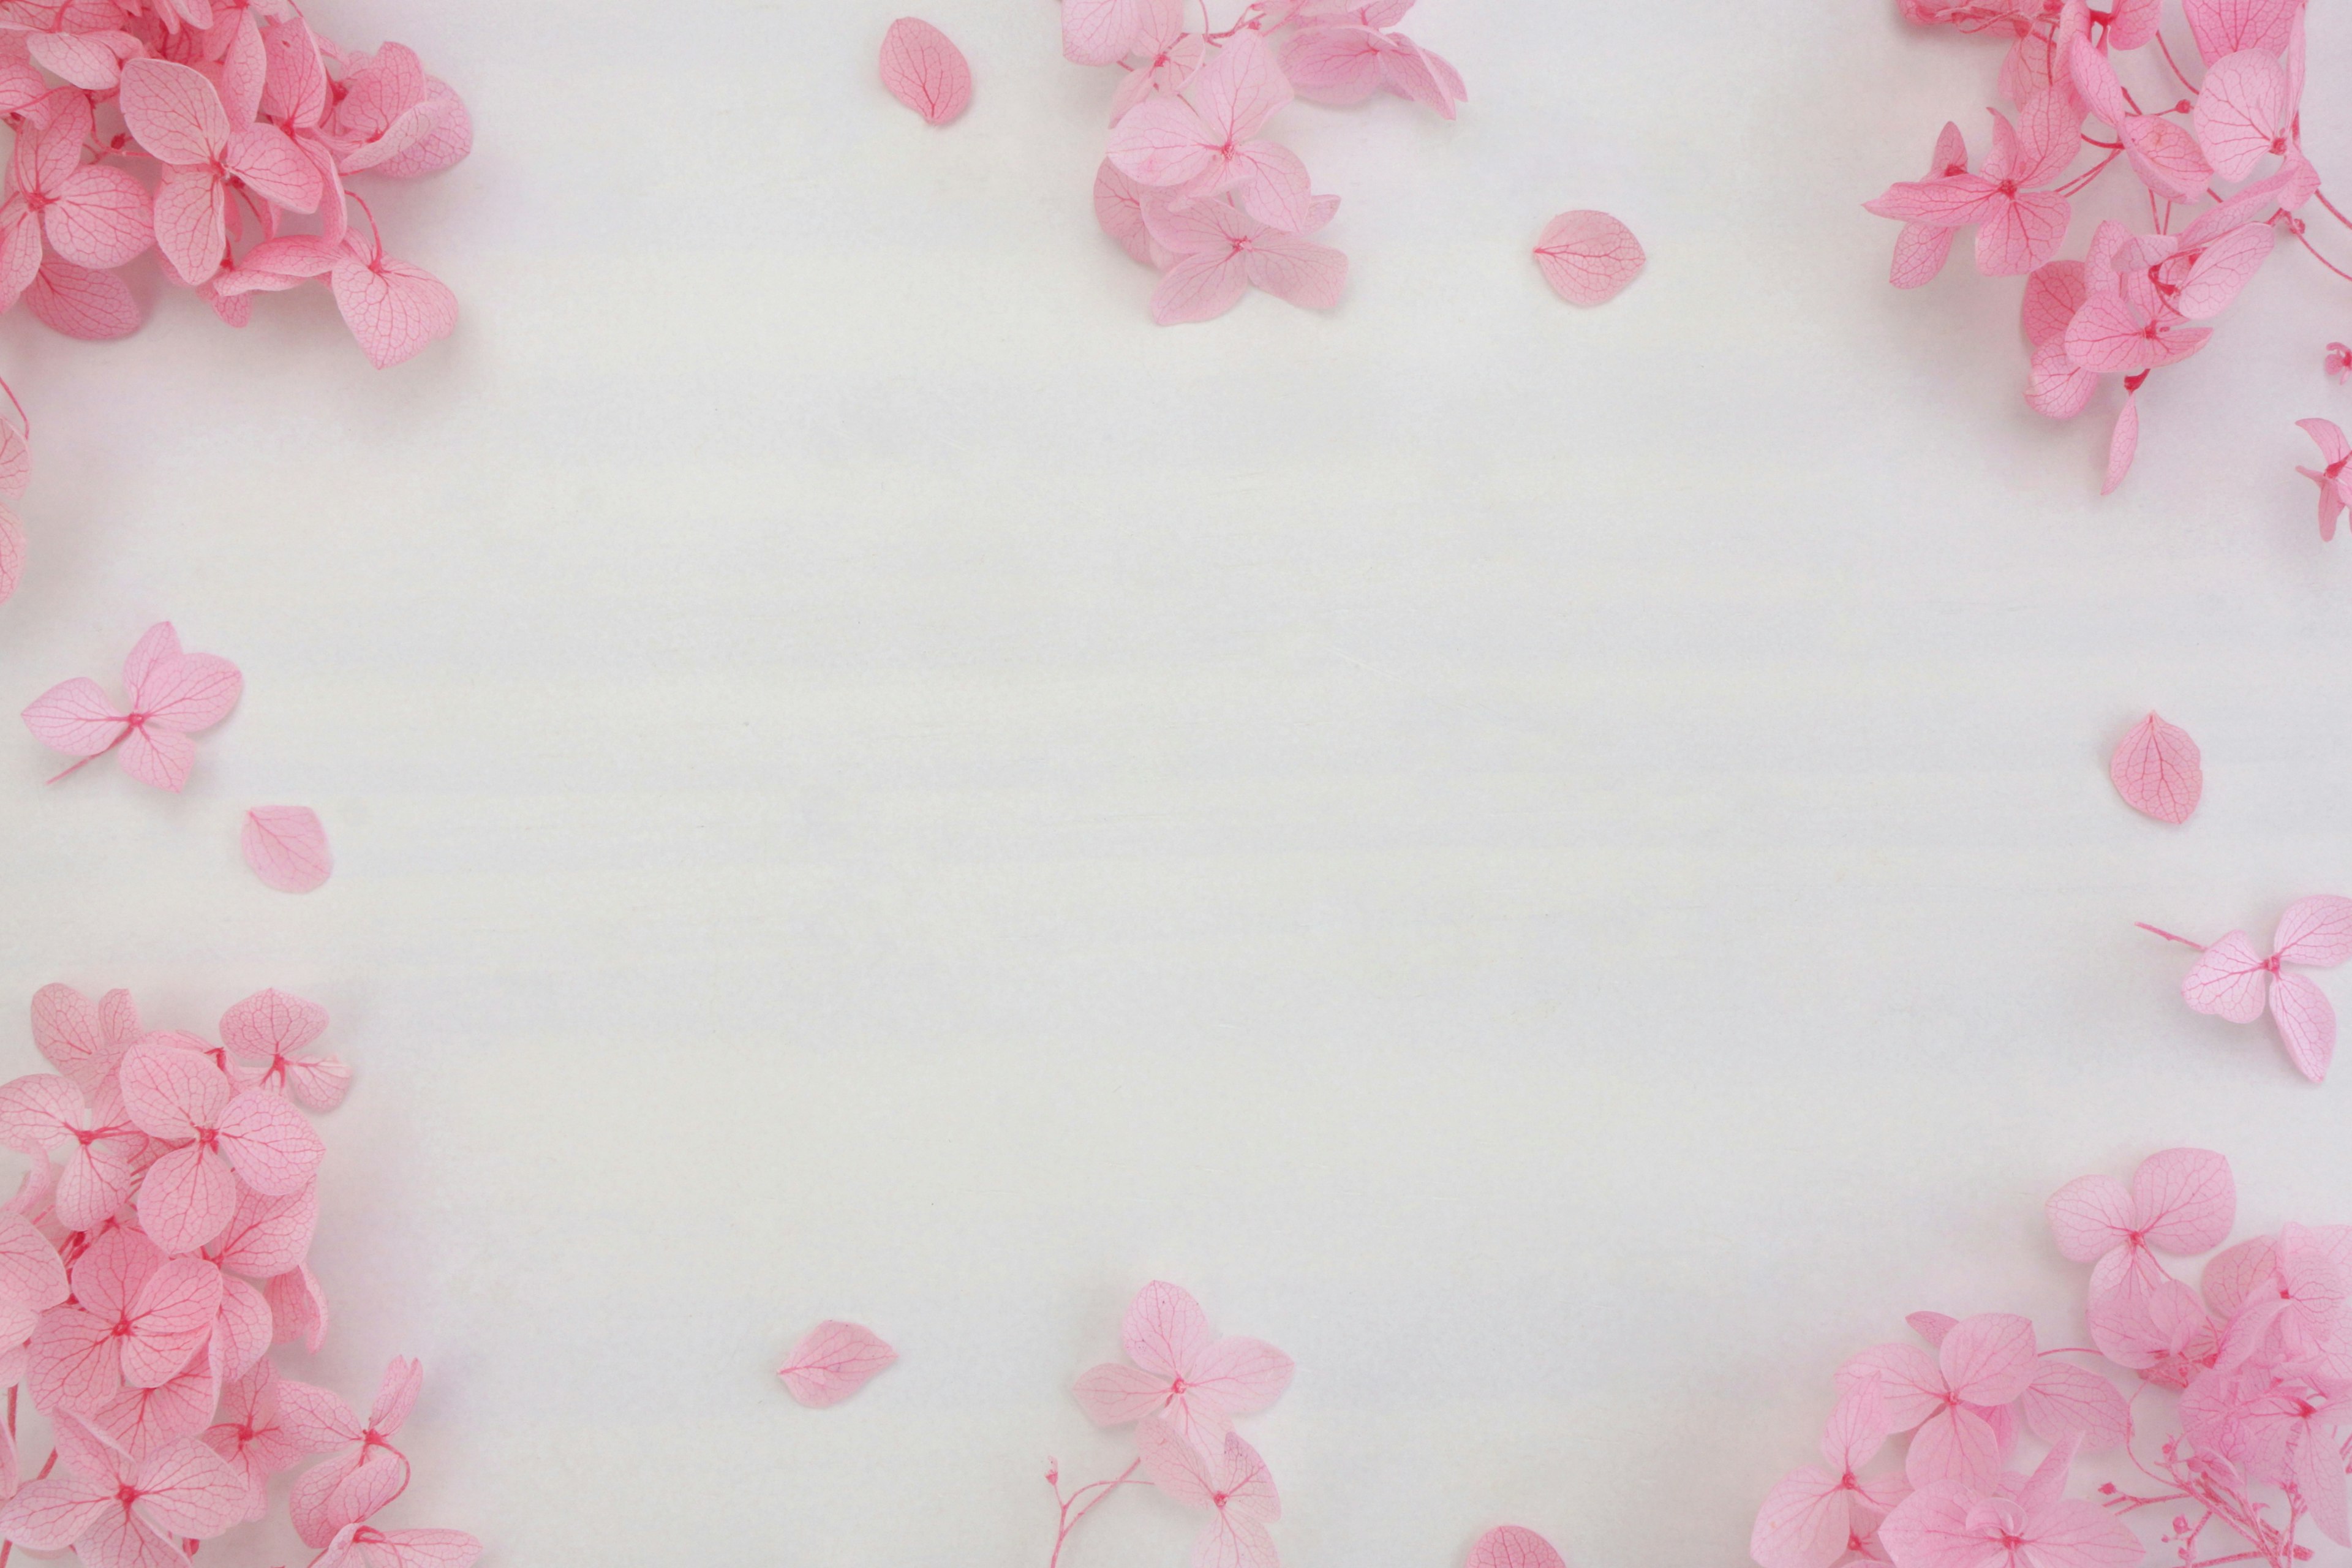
top-left (1533, 210), bottom-right (1645, 306)
top-left (2271, 895), bottom-right (2352, 968)
top-left (2270, 970), bottom-right (2336, 1082)
top-left (879, 18), bottom-right (971, 126)
top-left (1468, 1525), bottom-right (1569, 1568)
top-left (2103, 393), bottom-right (2139, 494)
top-left (2183, 931), bottom-right (2271, 1023)
top-left (243, 807), bottom-right (334, 893)
top-left (2132, 1147), bottom-right (2235, 1254)
top-left (776, 1320), bottom-right (895, 1408)
top-left (0, 502), bottom-right (20, 606)
top-left (2109, 712), bottom-right (2202, 824)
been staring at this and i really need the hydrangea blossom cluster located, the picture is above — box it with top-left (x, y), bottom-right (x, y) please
top-left (1868, 0), bottom-right (2335, 492)
top-left (0, 1), bottom-right (469, 608)
top-left (0, 984), bottom-right (477, 1568)
top-left (1046, 1280), bottom-right (1293, 1565)
top-left (1075, 0), bottom-right (1463, 325)
top-left (1752, 1148), bottom-right (2352, 1568)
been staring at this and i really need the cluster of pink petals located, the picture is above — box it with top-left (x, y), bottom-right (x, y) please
top-left (0, 4), bottom-right (468, 609)
top-left (1052, 1280), bottom-right (1295, 1566)
top-left (1871, 0), bottom-right (2334, 493)
top-left (0, 984), bottom-right (476, 1568)
top-left (2159, 895), bottom-right (2352, 1082)
top-left (1077, 0), bottom-right (1462, 325)
top-left (1755, 1149), bottom-right (2352, 1568)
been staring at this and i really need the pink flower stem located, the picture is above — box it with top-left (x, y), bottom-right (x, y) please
top-left (2156, 34), bottom-right (2198, 94)
top-left (2136, 923), bottom-right (2206, 949)
top-left (2314, 189), bottom-right (2352, 233)
top-left (2055, 149), bottom-right (2123, 199)
top-left (43, 723), bottom-right (132, 784)
top-left (1047, 1460), bottom-right (1143, 1568)
top-left (2294, 225), bottom-right (2352, 285)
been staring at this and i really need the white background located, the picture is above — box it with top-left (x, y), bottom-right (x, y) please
top-left (4, 1), bottom-right (2352, 1562)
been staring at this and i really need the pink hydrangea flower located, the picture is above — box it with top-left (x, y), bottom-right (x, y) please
top-left (1072, 1280), bottom-right (1294, 1450)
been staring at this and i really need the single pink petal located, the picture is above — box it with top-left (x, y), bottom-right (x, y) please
top-left (0, 1474), bottom-right (111, 1551)
top-left (1072, 1360), bottom-right (1170, 1426)
top-left (775, 1320), bottom-right (895, 1407)
top-left (2120, 115), bottom-right (2211, 202)
top-left (1241, 230), bottom-right (1346, 309)
top-left (1904, 1403), bottom-right (2004, 1488)
top-left (2026, 338), bottom-right (2098, 419)
top-left (2173, 225), bottom-right (2272, 323)
top-left (241, 807), bottom-right (334, 893)
top-left (1975, 190), bottom-right (2070, 277)
top-left (1836, 1342), bottom-right (1944, 1431)
top-left (1279, 27), bottom-right (1385, 104)
top-left (26, 32), bottom-right (132, 92)
top-left (2067, 37), bottom-right (2131, 125)
top-left (1466, 1525), bottom-right (1568, 1568)
top-left (1064, 0), bottom-right (1147, 67)
top-left (0, 1210), bottom-right (67, 1310)
top-left (22, 679), bottom-right (126, 757)
top-left (2183, 931), bottom-right (2272, 1022)
top-left (2184, 0), bottom-right (2293, 64)
top-left (370, 1357), bottom-right (422, 1436)
top-left (2133, 1148), bottom-right (2234, 1253)
top-left (2046, 1174), bottom-right (2135, 1262)
top-left (1750, 1468), bottom-right (1849, 1568)
top-left (215, 1090), bottom-right (323, 1195)
top-left (1134, 1414), bottom-right (1216, 1508)
top-left (264, 1265), bottom-right (327, 1351)
top-left (2019, 1359), bottom-right (2130, 1450)
top-left (211, 1276), bottom-right (270, 1379)
top-left (1185, 1335), bottom-right (1293, 1418)
top-left (1937, 1314), bottom-right (2035, 1404)
top-left (137, 1144), bottom-right (237, 1256)
top-left (1891, 221), bottom-right (1958, 288)
top-left (1152, 242), bottom-right (1251, 325)
top-left (132, 654), bottom-right (241, 734)
top-left (1107, 97), bottom-right (1220, 188)
top-left (372, 80), bottom-right (473, 179)
top-left (2103, 393), bottom-right (2139, 494)
top-left (151, 165), bottom-right (226, 286)
top-left (1122, 1281), bottom-right (1215, 1376)
top-left (26, 260), bottom-right (141, 341)
top-left (212, 1183), bottom-right (318, 1280)
top-left (133, 1436), bottom-right (247, 1539)
top-left (2109, 713), bottom-right (2202, 823)
top-left (2026, 1499), bottom-right (2149, 1568)
top-left (28, 1307), bottom-right (121, 1412)
top-left (119, 59), bottom-right (228, 165)
top-left (1866, 176), bottom-right (2000, 228)
top-left (879, 18), bottom-right (972, 126)
top-left (1189, 29), bottom-right (1291, 145)
top-left (330, 251), bottom-right (458, 369)
top-left (1092, 160), bottom-right (1158, 266)
top-left (1225, 141), bottom-right (1313, 232)
top-left (1533, 210), bottom-right (1645, 306)
top-left (2270, 970), bottom-right (2335, 1082)
top-left (119, 1044), bottom-right (229, 1142)
top-left (274, 1380), bottom-right (363, 1450)
top-left (118, 725), bottom-right (198, 793)
top-left (224, 124), bottom-right (320, 213)
top-left (2191, 50), bottom-right (2286, 180)
top-left (2272, 896), bottom-right (2352, 968)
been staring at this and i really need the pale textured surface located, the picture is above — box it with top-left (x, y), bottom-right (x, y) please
top-left (6, 1), bottom-right (2352, 1564)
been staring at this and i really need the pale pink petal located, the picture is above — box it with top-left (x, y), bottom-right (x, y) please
top-left (775, 1320), bottom-right (895, 1407)
top-left (1866, 176), bottom-right (2001, 227)
top-left (1064, 0), bottom-right (1147, 67)
top-left (1533, 210), bottom-right (1645, 305)
top-left (0, 502), bottom-right (19, 605)
top-left (212, 1276), bottom-right (270, 1378)
top-left (133, 1436), bottom-right (246, 1538)
top-left (2103, 393), bottom-right (2139, 494)
top-left (322, 1444), bottom-right (410, 1532)
top-left (1836, 1343), bottom-right (1945, 1431)
top-left (2133, 1148), bottom-right (2234, 1253)
top-left (2026, 338), bottom-right (2098, 419)
top-left (330, 252), bottom-right (457, 369)
top-left (150, 166), bottom-right (225, 286)
top-left (1467, 1525), bottom-right (1569, 1568)
top-left (117, 725), bottom-right (198, 793)
top-left (264, 1265), bottom-right (326, 1351)
top-left (137, 1145), bottom-right (236, 1256)
top-left (1133, 1414), bottom-right (1216, 1507)
top-left (23, 679), bottom-right (126, 757)
top-left (1190, 30), bottom-right (1290, 144)
top-left (224, 124), bottom-right (319, 212)
top-left (31, 988), bottom-right (116, 1088)
top-left (1107, 97), bottom-right (1219, 187)
top-left (1880, 1479), bottom-right (1986, 1568)
top-left (1891, 221), bottom-right (1958, 288)
top-left (219, 989), bottom-right (327, 1063)
top-left (212, 1182), bottom-right (317, 1280)
top-left (1226, 141), bottom-right (1312, 232)
top-left (1152, 243), bottom-right (1250, 325)
top-left (0, 1210), bottom-right (66, 1309)
top-left (119, 1045), bottom-right (228, 1142)
top-left (1241, 231), bottom-right (1346, 309)
top-left (2272, 896), bottom-right (2352, 968)
top-left (2183, 931), bottom-right (2272, 1022)
top-left (880, 18), bottom-right (971, 126)
top-left (26, 260), bottom-right (141, 341)
top-left (2026, 1499), bottom-right (2147, 1568)
top-left (1185, 1335), bottom-right (1293, 1418)
top-left (1904, 1404), bottom-right (2003, 1487)
top-left (2270, 970), bottom-right (2335, 1082)
top-left (2185, 0), bottom-right (2293, 65)
top-left (369, 1357), bottom-right (422, 1435)
top-left (1093, 160), bottom-right (1156, 266)
top-left (28, 1308), bottom-right (120, 1411)
top-left (119, 59), bottom-right (228, 165)
top-left (96, 1351), bottom-right (219, 1458)
top-left (274, 1380), bottom-right (361, 1450)
top-left (1937, 1314), bottom-right (2036, 1404)
top-left (2121, 115), bottom-right (2211, 202)
top-left (214, 1090), bottom-right (322, 1196)
top-left (1750, 1467), bottom-right (1848, 1568)
top-left (1122, 1281), bottom-right (1215, 1376)
top-left (0, 407), bottom-right (26, 498)
top-left (0, 1476), bottom-right (111, 1551)
top-left (27, 32), bottom-right (131, 92)
top-left (2019, 1359), bottom-right (2130, 1450)
top-left (134, 654), bottom-right (241, 733)
top-left (2174, 224), bottom-right (2272, 320)
top-left (360, 1531), bottom-right (483, 1568)
top-left (2109, 713), bottom-right (2202, 823)
top-left (1975, 190), bottom-right (2070, 277)
top-left (1072, 1360), bottom-right (1170, 1426)
top-left (1279, 27), bottom-right (1384, 104)
top-left (2047, 1175), bottom-right (2135, 1263)
top-left (1197, 1514), bottom-right (1280, 1568)
top-left (372, 81), bottom-right (472, 179)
